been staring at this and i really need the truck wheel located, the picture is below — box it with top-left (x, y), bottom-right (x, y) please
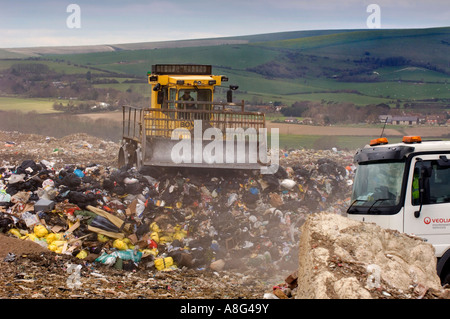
top-left (442, 273), bottom-right (450, 286)
top-left (437, 250), bottom-right (450, 286)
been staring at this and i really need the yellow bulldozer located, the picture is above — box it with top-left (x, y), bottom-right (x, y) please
top-left (119, 64), bottom-right (273, 172)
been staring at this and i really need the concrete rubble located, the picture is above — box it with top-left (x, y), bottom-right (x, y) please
top-left (293, 212), bottom-right (449, 299)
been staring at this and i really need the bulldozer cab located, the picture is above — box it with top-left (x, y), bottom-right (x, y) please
top-left (119, 64), bottom-right (270, 171)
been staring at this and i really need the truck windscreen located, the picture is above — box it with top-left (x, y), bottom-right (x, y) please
top-left (350, 161), bottom-right (405, 212)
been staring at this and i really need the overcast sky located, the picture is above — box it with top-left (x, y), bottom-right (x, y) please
top-left (1, 0), bottom-right (449, 48)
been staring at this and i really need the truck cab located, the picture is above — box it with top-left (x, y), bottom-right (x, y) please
top-left (347, 136), bottom-right (450, 284)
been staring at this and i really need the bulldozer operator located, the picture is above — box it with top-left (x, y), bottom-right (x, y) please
top-left (180, 90), bottom-right (195, 109)
top-left (179, 90), bottom-right (196, 120)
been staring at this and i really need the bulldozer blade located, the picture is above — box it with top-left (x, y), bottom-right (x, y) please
top-left (143, 137), bottom-right (269, 170)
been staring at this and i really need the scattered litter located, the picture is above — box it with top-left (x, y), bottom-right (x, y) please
top-left (0, 131), bottom-right (361, 299)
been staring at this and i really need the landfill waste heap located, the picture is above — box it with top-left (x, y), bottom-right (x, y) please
top-left (0, 130), bottom-right (355, 298)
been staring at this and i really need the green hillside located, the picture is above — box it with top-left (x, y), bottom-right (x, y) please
top-left (0, 27), bottom-right (448, 109)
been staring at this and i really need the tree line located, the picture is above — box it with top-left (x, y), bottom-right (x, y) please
top-left (0, 62), bottom-right (148, 111)
top-left (280, 100), bottom-right (391, 125)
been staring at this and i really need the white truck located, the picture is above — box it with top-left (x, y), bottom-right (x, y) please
top-left (347, 135), bottom-right (450, 285)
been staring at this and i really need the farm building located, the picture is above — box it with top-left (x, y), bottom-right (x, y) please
top-left (390, 116), bottom-right (419, 125)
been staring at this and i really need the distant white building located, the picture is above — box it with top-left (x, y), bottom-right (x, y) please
top-left (379, 115), bottom-right (392, 123)
top-left (391, 116), bottom-right (419, 125)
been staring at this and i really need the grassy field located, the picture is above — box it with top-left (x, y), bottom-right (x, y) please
top-left (0, 59), bottom-right (109, 75)
top-left (259, 28), bottom-right (450, 69)
top-left (47, 45), bottom-right (282, 74)
top-left (0, 97), bottom-right (62, 113)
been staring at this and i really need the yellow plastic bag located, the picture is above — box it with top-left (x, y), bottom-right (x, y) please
top-left (48, 240), bottom-right (66, 254)
top-left (97, 234), bottom-right (110, 242)
top-left (76, 250), bottom-right (88, 259)
top-left (150, 222), bottom-right (160, 233)
top-left (159, 235), bottom-right (172, 244)
top-left (150, 231), bottom-right (159, 243)
top-left (173, 229), bottom-right (187, 241)
top-left (113, 239), bottom-right (128, 250)
top-left (34, 225), bottom-right (48, 238)
top-left (8, 228), bottom-right (21, 238)
top-left (25, 233), bottom-right (38, 241)
top-left (45, 232), bottom-right (61, 244)
top-left (140, 248), bottom-right (158, 258)
top-left (155, 257), bottom-right (173, 270)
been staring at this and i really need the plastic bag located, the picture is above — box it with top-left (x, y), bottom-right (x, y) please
top-left (113, 239), bottom-right (129, 250)
top-left (8, 228), bottom-right (22, 238)
top-left (226, 193), bottom-right (238, 207)
top-left (0, 190), bottom-right (11, 203)
top-left (76, 250), bottom-right (88, 259)
top-left (95, 250), bottom-right (142, 265)
top-left (89, 215), bottom-right (120, 233)
top-left (155, 257), bottom-right (174, 270)
top-left (48, 240), bottom-right (66, 253)
top-left (73, 169), bottom-right (85, 178)
top-left (281, 179), bottom-right (296, 190)
top-left (34, 224), bottom-right (49, 238)
top-left (45, 232), bottom-right (61, 244)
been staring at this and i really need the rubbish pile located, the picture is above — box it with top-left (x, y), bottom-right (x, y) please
top-left (0, 135), bottom-right (355, 280)
top-left (0, 131), bottom-right (119, 168)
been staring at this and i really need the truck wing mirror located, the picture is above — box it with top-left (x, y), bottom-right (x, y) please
top-left (414, 176), bottom-right (424, 218)
top-left (438, 155), bottom-right (450, 167)
top-left (414, 166), bottom-right (432, 218)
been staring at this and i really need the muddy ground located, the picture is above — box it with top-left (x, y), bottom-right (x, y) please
top-left (0, 234), bottom-right (271, 299)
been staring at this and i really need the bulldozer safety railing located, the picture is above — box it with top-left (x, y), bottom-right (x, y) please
top-left (122, 105), bottom-right (144, 142)
top-left (123, 102), bottom-right (266, 141)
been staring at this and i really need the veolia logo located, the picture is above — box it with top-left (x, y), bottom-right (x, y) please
top-left (424, 217), bottom-right (450, 225)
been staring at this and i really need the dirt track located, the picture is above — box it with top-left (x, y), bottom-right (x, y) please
top-left (76, 112), bottom-right (449, 138)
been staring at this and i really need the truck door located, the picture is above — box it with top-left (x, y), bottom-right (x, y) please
top-left (403, 155), bottom-right (450, 257)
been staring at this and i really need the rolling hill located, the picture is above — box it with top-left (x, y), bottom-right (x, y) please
top-left (0, 27), bottom-right (449, 108)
